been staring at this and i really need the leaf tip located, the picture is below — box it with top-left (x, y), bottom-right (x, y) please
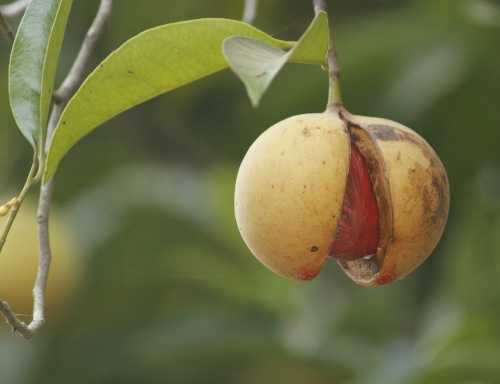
top-left (249, 93), bottom-right (261, 108)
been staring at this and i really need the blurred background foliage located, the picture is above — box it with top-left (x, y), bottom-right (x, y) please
top-left (0, 0), bottom-right (499, 383)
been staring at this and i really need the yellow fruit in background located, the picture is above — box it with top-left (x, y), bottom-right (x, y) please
top-left (0, 199), bottom-right (81, 317)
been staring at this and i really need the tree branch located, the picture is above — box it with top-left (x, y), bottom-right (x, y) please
top-left (54, 0), bottom-right (113, 102)
top-left (0, 301), bottom-right (32, 339)
top-left (0, 0), bottom-right (113, 339)
top-left (242, 0), bottom-right (258, 24)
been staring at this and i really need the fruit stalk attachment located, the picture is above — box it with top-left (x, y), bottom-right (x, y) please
top-left (313, 0), bottom-right (343, 109)
top-left (234, 1), bottom-right (450, 287)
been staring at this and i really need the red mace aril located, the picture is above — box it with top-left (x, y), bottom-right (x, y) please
top-left (330, 145), bottom-right (379, 261)
top-left (234, 108), bottom-right (449, 287)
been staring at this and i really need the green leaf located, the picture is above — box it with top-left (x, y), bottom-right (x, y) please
top-left (223, 39), bottom-right (288, 107)
top-left (44, 16), bottom-right (328, 182)
top-left (9, 0), bottom-right (73, 150)
top-left (223, 11), bottom-right (329, 106)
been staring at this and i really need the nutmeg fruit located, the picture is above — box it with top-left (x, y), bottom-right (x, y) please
top-left (234, 108), bottom-right (449, 286)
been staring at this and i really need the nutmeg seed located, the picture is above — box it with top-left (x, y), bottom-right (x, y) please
top-left (234, 108), bottom-right (449, 286)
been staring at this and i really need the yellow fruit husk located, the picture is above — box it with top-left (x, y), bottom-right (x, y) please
top-left (235, 113), bottom-right (350, 280)
top-left (339, 114), bottom-right (449, 286)
top-left (235, 109), bottom-right (450, 286)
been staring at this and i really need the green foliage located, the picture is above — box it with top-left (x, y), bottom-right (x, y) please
top-left (44, 16), bottom-right (328, 182)
top-left (223, 11), bottom-right (329, 106)
top-left (9, 0), bottom-right (73, 151)
top-left (1, 0), bottom-right (500, 383)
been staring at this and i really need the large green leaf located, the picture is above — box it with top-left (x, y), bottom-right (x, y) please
top-left (9, 0), bottom-right (73, 150)
top-left (223, 11), bottom-right (329, 106)
top-left (44, 16), bottom-right (329, 182)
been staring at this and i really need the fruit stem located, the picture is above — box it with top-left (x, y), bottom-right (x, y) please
top-left (0, 153), bottom-right (39, 254)
top-left (313, 0), bottom-right (344, 110)
top-left (327, 46), bottom-right (343, 109)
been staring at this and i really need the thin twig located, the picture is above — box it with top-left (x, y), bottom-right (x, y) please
top-left (0, 0), bottom-right (30, 19)
top-left (242, 0), bottom-right (258, 24)
top-left (30, 0), bottom-right (112, 336)
top-left (313, 0), bottom-right (343, 108)
top-left (0, 153), bottom-right (38, 253)
top-left (32, 178), bottom-right (54, 333)
top-left (0, 0), bottom-right (113, 339)
top-left (0, 301), bottom-right (32, 339)
top-left (54, 0), bottom-right (113, 102)
top-left (30, 104), bottom-right (62, 335)
top-left (0, 153), bottom-right (38, 340)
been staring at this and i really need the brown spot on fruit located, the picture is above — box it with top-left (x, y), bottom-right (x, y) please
top-left (375, 271), bottom-right (396, 285)
top-left (296, 264), bottom-right (321, 281)
top-left (369, 124), bottom-right (420, 146)
top-left (433, 172), bottom-right (449, 219)
top-left (310, 246), bottom-right (319, 252)
top-left (427, 170), bottom-right (449, 225)
top-left (375, 259), bottom-right (397, 285)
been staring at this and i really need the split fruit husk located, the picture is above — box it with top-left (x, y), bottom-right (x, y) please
top-left (234, 107), bottom-right (449, 287)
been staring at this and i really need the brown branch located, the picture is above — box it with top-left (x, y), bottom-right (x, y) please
top-left (0, 0), bottom-right (113, 339)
